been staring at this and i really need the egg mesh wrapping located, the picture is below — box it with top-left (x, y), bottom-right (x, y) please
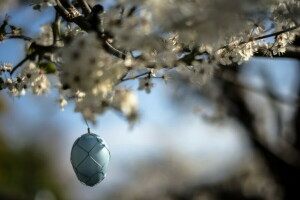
top-left (70, 133), bottom-right (110, 186)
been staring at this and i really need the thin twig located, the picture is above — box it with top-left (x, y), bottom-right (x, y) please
top-left (251, 25), bottom-right (300, 41)
top-left (121, 71), bottom-right (150, 82)
top-left (3, 35), bottom-right (32, 41)
top-left (220, 25), bottom-right (300, 50)
top-left (10, 54), bottom-right (34, 75)
top-left (104, 40), bottom-right (126, 59)
top-left (78, 0), bottom-right (91, 16)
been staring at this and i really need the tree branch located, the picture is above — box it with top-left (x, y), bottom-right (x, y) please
top-left (54, 0), bottom-right (69, 19)
top-left (103, 40), bottom-right (126, 59)
top-left (52, 12), bottom-right (61, 46)
top-left (219, 67), bottom-right (300, 200)
top-left (54, 0), bottom-right (92, 31)
top-left (10, 43), bottom-right (61, 75)
top-left (216, 69), bottom-right (300, 108)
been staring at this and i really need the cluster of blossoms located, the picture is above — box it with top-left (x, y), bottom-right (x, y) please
top-left (0, 0), bottom-right (300, 124)
top-left (0, 62), bottom-right (50, 96)
top-left (57, 33), bottom-right (138, 123)
top-left (127, 0), bottom-right (287, 47)
top-left (272, 0), bottom-right (300, 28)
top-left (106, 6), bottom-right (155, 50)
top-left (215, 41), bottom-right (258, 66)
top-left (272, 32), bottom-right (297, 55)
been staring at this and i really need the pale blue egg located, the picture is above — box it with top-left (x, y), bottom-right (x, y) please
top-left (70, 133), bottom-right (110, 186)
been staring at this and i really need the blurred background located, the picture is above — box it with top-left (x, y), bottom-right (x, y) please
top-left (1, 2), bottom-right (300, 200)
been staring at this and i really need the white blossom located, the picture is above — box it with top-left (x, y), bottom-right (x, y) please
top-left (189, 61), bottom-right (214, 86)
top-left (36, 24), bottom-right (54, 46)
top-left (112, 89), bottom-right (138, 121)
top-left (138, 78), bottom-right (155, 94)
top-left (18, 62), bottom-right (51, 95)
top-left (58, 96), bottom-right (68, 111)
top-left (58, 33), bottom-right (125, 95)
top-left (31, 0), bottom-right (57, 10)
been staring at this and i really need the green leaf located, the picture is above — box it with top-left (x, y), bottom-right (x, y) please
top-left (27, 48), bottom-right (35, 55)
top-left (38, 62), bottom-right (56, 74)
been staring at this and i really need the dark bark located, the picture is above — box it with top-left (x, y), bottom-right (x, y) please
top-left (220, 67), bottom-right (300, 200)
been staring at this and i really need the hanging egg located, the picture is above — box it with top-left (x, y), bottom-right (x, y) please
top-left (70, 132), bottom-right (110, 186)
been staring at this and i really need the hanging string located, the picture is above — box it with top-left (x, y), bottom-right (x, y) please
top-left (84, 118), bottom-right (91, 134)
